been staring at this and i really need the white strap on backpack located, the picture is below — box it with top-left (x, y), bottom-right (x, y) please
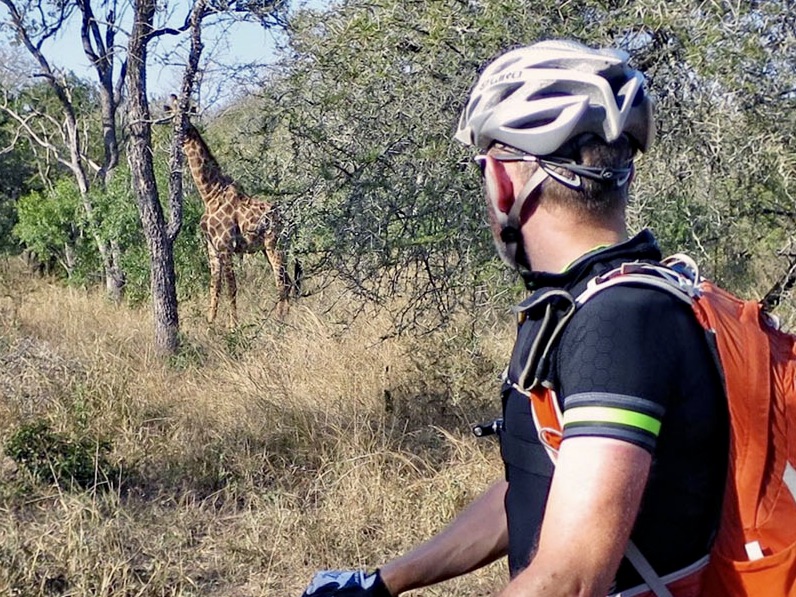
top-left (621, 541), bottom-right (674, 597)
top-left (576, 257), bottom-right (701, 308)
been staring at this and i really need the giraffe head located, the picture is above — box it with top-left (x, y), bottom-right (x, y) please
top-left (160, 95), bottom-right (234, 203)
top-left (162, 94), bottom-right (197, 120)
top-left (156, 94), bottom-right (202, 140)
top-left (161, 94), bottom-right (203, 151)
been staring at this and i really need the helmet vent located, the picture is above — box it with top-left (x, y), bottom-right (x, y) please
top-left (495, 83), bottom-right (523, 104)
top-left (512, 116), bottom-right (556, 130)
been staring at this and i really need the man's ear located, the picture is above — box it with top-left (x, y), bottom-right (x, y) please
top-left (483, 157), bottom-right (515, 214)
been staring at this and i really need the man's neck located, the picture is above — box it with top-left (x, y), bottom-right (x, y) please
top-left (522, 204), bottom-right (628, 273)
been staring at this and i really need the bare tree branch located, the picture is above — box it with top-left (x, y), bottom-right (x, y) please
top-left (762, 256), bottom-right (796, 312)
top-left (166, 0), bottom-right (209, 242)
top-left (1, 103), bottom-right (75, 173)
top-left (31, 0), bottom-right (74, 49)
top-left (77, 0), bottom-right (103, 68)
top-left (0, 0), bottom-right (70, 108)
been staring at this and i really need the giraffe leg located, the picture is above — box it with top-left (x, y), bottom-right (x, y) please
top-left (264, 235), bottom-right (291, 317)
top-left (292, 258), bottom-right (303, 298)
top-left (222, 253), bottom-right (238, 328)
top-left (207, 243), bottom-right (223, 324)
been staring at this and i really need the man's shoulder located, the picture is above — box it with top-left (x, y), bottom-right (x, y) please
top-left (556, 279), bottom-right (709, 392)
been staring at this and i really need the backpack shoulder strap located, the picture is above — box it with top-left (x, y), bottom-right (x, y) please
top-left (576, 257), bottom-right (699, 308)
top-left (522, 258), bottom-right (701, 462)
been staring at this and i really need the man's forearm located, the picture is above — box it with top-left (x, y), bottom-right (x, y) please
top-left (379, 480), bottom-right (509, 595)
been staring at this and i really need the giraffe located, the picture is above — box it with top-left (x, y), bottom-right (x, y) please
top-left (165, 96), bottom-right (296, 326)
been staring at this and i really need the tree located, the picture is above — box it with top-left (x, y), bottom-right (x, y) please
top-left (0, 0), bottom-right (289, 353)
top-left (256, 0), bottom-right (796, 331)
top-left (589, 1), bottom-right (796, 300)
top-left (257, 0), bottom-right (610, 330)
top-left (0, 100), bottom-right (38, 253)
top-left (126, 0), bottom-right (171, 351)
top-left (13, 179), bottom-right (82, 273)
top-left (0, 0), bottom-right (126, 300)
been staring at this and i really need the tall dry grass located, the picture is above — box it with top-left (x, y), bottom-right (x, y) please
top-left (0, 255), bottom-right (515, 596)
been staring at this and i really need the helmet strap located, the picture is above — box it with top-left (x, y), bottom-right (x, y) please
top-left (498, 167), bottom-right (549, 272)
top-left (510, 167), bottom-right (549, 223)
top-left (500, 226), bottom-right (532, 271)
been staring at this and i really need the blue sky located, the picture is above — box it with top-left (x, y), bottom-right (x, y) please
top-left (0, 0), bottom-right (326, 105)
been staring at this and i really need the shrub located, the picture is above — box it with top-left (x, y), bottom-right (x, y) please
top-left (4, 420), bottom-right (116, 491)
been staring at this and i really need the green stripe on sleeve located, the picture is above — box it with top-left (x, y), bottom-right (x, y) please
top-left (562, 406), bottom-right (662, 436)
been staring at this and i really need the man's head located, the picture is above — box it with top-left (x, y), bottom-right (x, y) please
top-left (456, 39), bottom-right (655, 270)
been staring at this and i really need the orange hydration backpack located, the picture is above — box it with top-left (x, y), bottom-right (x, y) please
top-left (531, 255), bottom-right (796, 597)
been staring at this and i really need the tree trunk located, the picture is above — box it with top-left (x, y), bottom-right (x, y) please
top-left (63, 112), bottom-right (125, 301)
top-left (126, 0), bottom-right (179, 355)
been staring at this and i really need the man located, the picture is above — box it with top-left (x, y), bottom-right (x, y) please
top-left (301, 39), bottom-right (728, 597)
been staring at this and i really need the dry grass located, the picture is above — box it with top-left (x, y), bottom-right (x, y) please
top-left (0, 256), bottom-right (514, 596)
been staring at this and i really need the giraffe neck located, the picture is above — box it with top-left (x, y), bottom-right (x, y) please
top-left (183, 124), bottom-right (235, 203)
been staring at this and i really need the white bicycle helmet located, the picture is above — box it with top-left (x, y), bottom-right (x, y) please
top-left (455, 39), bottom-right (655, 156)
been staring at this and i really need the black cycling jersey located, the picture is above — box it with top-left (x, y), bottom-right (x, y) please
top-left (500, 230), bottom-right (729, 592)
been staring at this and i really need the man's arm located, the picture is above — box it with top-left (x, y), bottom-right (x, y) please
top-left (379, 479), bottom-right (509, 595)
top-left (498, 437), bottom-right (651, 597)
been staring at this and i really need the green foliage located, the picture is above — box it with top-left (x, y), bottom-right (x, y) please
top-left (10, 159), bottom-right (208, 303)
top-left (256, 0), bottom-right (567, 330)
top-left (4, 420), bottom-right (116, 490)
top-left (0, 115), bottom-right (38, 254)
top-left (173, 194), bottom-right (209, 299)
top-left (12, 77), bottom-right (103, 167)
top-left (13, 179), bottom-right (82, 277)
top-left (107, 168), bottom-right (208, 306)
top-left (252, 0), bottom-right (796, 326)
top-left (167, 332), bottom-right (210, 370)
top-left (222, 322), bottom-right (262, 357)
top-left (12, 175), bottom-right (140, 285)
top-left (0, 195), bottom-right (20, 254)
top-left (618, 1), bottom-right (796, 296)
